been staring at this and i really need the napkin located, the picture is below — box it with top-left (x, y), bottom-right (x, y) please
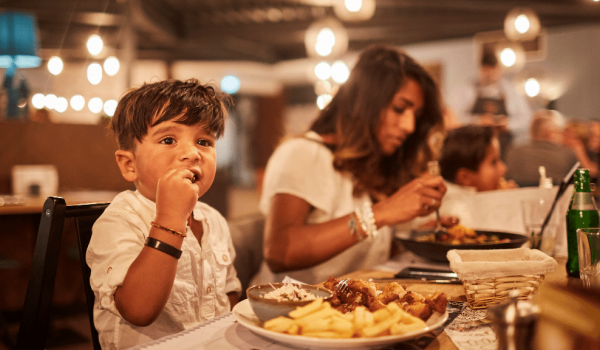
top-left (447, 248), bottom-right (557, 280)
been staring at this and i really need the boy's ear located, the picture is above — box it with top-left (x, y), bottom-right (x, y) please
top-left (455, 168), bottom-right (475, 187)
top-left (115, 150), bottom-right (137, 182)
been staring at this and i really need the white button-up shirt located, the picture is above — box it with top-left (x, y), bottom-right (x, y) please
top-left (87, 190), bottom-right (241, 349)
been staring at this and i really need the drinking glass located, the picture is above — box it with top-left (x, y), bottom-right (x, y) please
top-left (521, 199), bottom-right (557, 255)
top-left (576, 228), bottom-right (600, 290)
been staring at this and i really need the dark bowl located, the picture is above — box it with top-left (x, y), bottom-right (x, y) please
top-left (246, 283), bottom-right (333, 322)
top-left (395, 230), bottom-right (529, 263)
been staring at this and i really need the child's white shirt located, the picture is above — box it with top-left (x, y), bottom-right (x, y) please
top-left (87, 190), bottom-right (241, 349)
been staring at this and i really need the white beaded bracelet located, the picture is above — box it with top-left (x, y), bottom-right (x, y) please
top-left (352, 202), bottom-right (377, 240)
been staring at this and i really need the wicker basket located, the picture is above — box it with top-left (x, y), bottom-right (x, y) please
top-left (462, 274), bottom-right (545, 309)
top-left (447, 248), bottom-right (557, 309)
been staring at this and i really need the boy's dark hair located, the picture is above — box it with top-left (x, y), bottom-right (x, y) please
top-left (111, 79), bottom-right (229, 150)
top-left (439, 125), bottom-right (496, 183)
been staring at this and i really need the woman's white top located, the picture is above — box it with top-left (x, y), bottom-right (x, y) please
top-left (253, 131), bottom-right (392, 285)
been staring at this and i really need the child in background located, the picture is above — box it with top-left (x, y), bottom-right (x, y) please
top-left (87, 79), bottom-right (241, 349)
top-left (439, 125), bottom-right (516, 192)
top-left (437, 125), bottom-right (517, 225)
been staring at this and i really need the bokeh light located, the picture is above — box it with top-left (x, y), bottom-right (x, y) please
top-left (220, 75), bottom-right (240, 94)
top-left (47, 56), bottom-right (63, 75)
top-left (55, 97), bottom-right (68, 113)
top-left (87, 34), bottom-right (103, 56)
top-left (103, 56), bottom-right (120, 76)
top-left (31, 93), bottom-right (45, 109)
top-left (88, 97), bottom-right (103, 113)
top-left (70, 95), bottom-right (85, 111)
top-left (87, 63), bottom-right (102, 85)
top-left (103, 99), bottom-right (118, 116)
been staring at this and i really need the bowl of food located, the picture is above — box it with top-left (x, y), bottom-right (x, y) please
top-left (246, 283), bottom-right (333, 322)
top-left (395, 225), bottom-right (529, 263)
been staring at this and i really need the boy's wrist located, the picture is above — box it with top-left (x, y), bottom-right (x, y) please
top-left (153, 214), bottom-right (188, 234)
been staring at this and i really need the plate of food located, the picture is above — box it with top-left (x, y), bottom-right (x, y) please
top-left (233, 278), bottom-right (449, 349)
top-left (395, 224), bottom-right (529, 263)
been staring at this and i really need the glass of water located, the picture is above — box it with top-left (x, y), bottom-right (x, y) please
top-left (521, 199), bottom-right (557, 255)
top-left (576, 228), bottom-right (600, 290)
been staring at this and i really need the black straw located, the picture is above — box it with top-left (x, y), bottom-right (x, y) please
top-left (535, 161), bottom-right (580, 249)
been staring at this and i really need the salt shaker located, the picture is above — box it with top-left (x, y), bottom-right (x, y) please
top-left (489, 295), bottom-right (540, 350)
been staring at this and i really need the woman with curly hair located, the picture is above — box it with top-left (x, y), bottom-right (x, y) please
top-left (254, 44), bottom-right (448, 285)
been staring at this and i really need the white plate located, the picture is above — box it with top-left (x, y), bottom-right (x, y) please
top-left (233, 299), bottom-right (449, 349)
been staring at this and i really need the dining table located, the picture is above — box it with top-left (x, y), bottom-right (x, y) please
top-left (128, 250), bottom-right (584, 350)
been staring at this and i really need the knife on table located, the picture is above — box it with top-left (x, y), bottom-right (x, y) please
top-left (369, 267), bottom-right (461, 284)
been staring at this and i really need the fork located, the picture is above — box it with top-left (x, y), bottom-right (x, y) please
top-left (335, 278), bottom-right (350, 294)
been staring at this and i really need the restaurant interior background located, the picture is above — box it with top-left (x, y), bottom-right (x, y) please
top-left (2, 0), bottom-right (600, 349)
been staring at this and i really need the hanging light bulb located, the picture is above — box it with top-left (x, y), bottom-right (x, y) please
top-left (316, 94), bottom-right (332, 110)
top-left (47, 56), bottom-right (63, 75)
top-left (70, 95), bottom-right (85, 111)
top-left (525, 78), bottom-right (541, 97)
top-left (305, 17), bottom-right (348, 58)
top-left (88, 97), bottom-right (103, 113)
top-left (314, 62), bottom-right (331, 80)
top-left (331, 60), bottom-right (349, 84)
top-left (87, 34), bottom-right (103, 56)
top-left (334, 0), bottom-right (376, 21)
top-left (504, 7), bottom-right (540, 41)
top-left (44, 94), bottom-right (57, 110)
top-left (103, 99), bottom-right (118, 116)
top-left (496, 42), bottom-right (526, 73)
top-left (500, 47), bottom-right (517, 68)
top-left (55, 97), bottom-right (68, 113)
top-left (103, 56), bottom-right (120, 76)
top-left (87, 63), bottom-right (102, 85)
top-left (31, 93), bottom-right (45, 109)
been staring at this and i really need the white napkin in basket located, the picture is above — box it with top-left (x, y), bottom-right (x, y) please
top-left (447, 248), bottom-right (557, 280)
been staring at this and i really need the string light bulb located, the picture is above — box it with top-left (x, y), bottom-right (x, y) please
top-left (70, 95), bottom-right (85, 111)
top-left (87, 34), bottom-right (103, 56)
top-left (47, 56), bottom-right (63, 75)
top-left (305, 17), bottom-right (348, 58)
top-left (87, 63), bottom-right (102, 85)
top-left (504, 7), bottom-right (540, 41)
top-left (334, 0), bottom-right (376, 21)
top-left (103, 56), bottom-right (120, 76)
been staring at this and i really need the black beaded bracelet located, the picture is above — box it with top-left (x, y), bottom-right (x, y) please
top-left (144, 237), bottom-right (182, 259)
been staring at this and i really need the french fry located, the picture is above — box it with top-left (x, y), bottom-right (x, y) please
top-left (360, 311), bottom-right (403, 338)
top-left (364, 310), bottom-right (374, 326)
top-left (390, 320), bottom-right (427, 335)
top-left (329, 317), bottom-right (354, 334)
top-left (288, 298), bottom-right (323, 319)
top-left (301, 319), bottom-right (331, 333)
top-left (294, 304), bottom-right (337, 326)
top-left (264, 316), bottom-right (294, 333)
top-left (287, 323), bottom-right (300, 335)
top-left (262, 291), bottom-right (432, 340)
top-left (354, 306), bottom-right (367, 329)
top-left (372, 307), bottom-right (392, 323)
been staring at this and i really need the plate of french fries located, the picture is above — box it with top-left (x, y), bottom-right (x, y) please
top-left (233, 297), bottom-right (448, 348)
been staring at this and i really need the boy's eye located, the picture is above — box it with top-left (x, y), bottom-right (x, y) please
top-left (198, 139), bottom-right (213, 147)
top-left (160, 137), bottom-right (175, 145)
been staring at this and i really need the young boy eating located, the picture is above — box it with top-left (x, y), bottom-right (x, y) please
top-left (87, 79), bottom-right (241, 349)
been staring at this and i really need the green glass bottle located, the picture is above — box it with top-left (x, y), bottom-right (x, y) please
top-left (566, 168), bottom-right (600, 278)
